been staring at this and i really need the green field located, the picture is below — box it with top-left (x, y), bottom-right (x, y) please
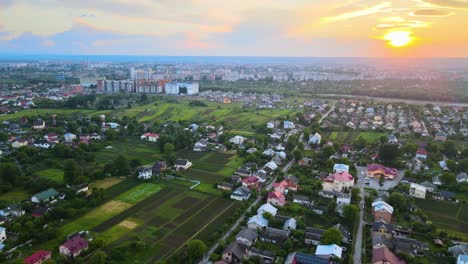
top-left (0, 189), bottom-right (29, 203)
top-left (37, 168), bottom-right (64, 183)
top-left (325, 131), bottom-right (385, 143)
top-left (97, 183), bottom-right (241, 262)
top-left (115, 183), bottom-right (163, 204)
top-left (96, 137), bottom-right (161, 165)
top-left (0, 109), bottom-right (98, 122)
top-left (414, 199), bottom-right (468, 240)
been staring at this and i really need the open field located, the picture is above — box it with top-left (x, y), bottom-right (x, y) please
top-left (0, 109), bottom-right (98, 122)
top-left (325, 130), bottom-right (385, 143)
top-left (92, 177), bottom-right (124, 189)
top-left (96, 183), bottom-right (241, 262)
top-left (95, 137), bottom-right (161, 165)
top-left (0, 189), bottom-right (29, 203)
top-left (37, 168), bottom-right (64, 183)
top-left (414, 199), bottom-right (468, 240)
top-left (115, 183), bottom-right (163, 204)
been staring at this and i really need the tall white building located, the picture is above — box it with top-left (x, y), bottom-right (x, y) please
top-left (165, 82), bottom-right (199, 95)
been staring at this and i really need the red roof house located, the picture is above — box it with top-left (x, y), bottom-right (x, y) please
top-left (267, 191), bottom-right (286, 207)
top-left (242, 176), bottom-right (259, 189)
top-left (372, 247), bottom-right (406, 264)
top-left (59, 236), bottom-right (88, 258)
top-left (367, 164), bottom-right (398, 180)
top-left (24, 250), bottom-right (52, 264)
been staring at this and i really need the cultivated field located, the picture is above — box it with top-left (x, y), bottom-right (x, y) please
top-left (94, 183), bottom-right (241, 263)
top-left (95, 137), bottom-right (162, 165)
top-left (414, 199), bottom-right (468, 240)
top-left (324, 131), bottom-right (385, 143)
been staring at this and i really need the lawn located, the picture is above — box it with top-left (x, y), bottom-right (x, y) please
top-left (0, 189), bottom-right (29, 203)
top-left (37, 168), bottom-right (64, 183)
top-left (92, 177), bottom-right (124, 189)
top-left (115, 183), bottom-right (163, 204)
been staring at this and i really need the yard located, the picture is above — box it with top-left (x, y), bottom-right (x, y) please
top-left (37, 168), bottom-right (64, 183)
top-left (0, 189), bottom-right (29, 203)
top-left (115, 183), bottom-right (163, 204)
top-left (95, 137), bottom-right (161, 165)
top-left (324, 130), bottom-right (385, 143)
top-left (414, 199), bottom-right (468, 240)
top-left (91, 177), bottom-right (124, 189)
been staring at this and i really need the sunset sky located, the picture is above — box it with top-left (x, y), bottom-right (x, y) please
top-left (1, 0), bottom-right (468, 57)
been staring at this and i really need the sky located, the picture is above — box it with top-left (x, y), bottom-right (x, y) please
top-left (0, 0), bottom-right (468, 57)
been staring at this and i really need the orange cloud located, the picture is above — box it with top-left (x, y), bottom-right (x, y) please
top-left (184, 32), bottom-right (215, 49)
top-left (322, 2), bottom-right (391, 22)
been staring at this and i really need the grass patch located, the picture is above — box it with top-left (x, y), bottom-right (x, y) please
top-left (98, 218), bottom-right (144, 245)
top-left (60, 200), bottom-right (132, 237)
top-left (92, 177), bottom-right (124, 189)
top-left (0, 189), bottom-right (29, 203)
top-left (96, 137), bottom-right (161, 165)
top-left (37, 168), bottom-right (64, 183)
top-left (115, 183), bottom-right (163, 204)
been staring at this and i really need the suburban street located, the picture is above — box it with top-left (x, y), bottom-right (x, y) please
top-left (353, 165), bottom-right (366, 264)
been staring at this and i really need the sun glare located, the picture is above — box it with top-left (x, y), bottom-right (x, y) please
top-left (383, 31), bottom-right (413, 47)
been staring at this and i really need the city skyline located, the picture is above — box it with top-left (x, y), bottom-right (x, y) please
top-left (1, 0), bottom-right (468, 57)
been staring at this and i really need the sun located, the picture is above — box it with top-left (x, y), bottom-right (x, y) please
top-left (383, 31), bottom-right (413, 47)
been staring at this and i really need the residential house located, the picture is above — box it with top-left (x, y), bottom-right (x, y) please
top-left (69, 183), bottom-right (89, 195)
top-left (140, 133), bottom-right (159, 142)
top-left (152, 161), bottom-right (167, 175)
top-left (34, 140), bottom-right (53, 149)
top-left (24, 250), bottom-right (52, 264)
top-left (415, 149), bottom-right (428, 160)
top-left (229, 135), bottom-right (246, 145)
top-left (44, 133), bottom-right (59, 142)
top-left (193, 141), bottom-right (208, 151)
top-left (236, 228), bottom-right (258, 247)
top-left (31, 188), bottom-right (59, 203)
top-left (59, 236), bottom-right (88, 257)
top-left (231, 186), bottom-right (251, 201)
top-left (247, 215), bottom-right (268, 230)
top-left (297, 157), bottom-right (313, 167)
top-left (283, 218), bottom-right (297, 230)
top-left (333, 163), bottom-right (350, 173)
top-left (315, 244), bottom-right (343, 259)
top-left (259, 227), bottom-right (289, 245)
top-left (249, 248), bottom-right (276, 264)
top-left (449, 245), bottom-right (468, 258)
top-left (257, 203), bottom-right (278, 217)
top-left (292, 195), bottom-right (311, 206)
top-left (267, 121), bottom-right (275, 129)
top-left (387, 134), bottom-right (398, 143)
top-left (137, 165), bottom-right (153, 179)
top-left (0, 204), bottom-right (25, 217)
top-left (372, 221), bottom-right (394, 239)
top-left (217, 183), bottom-right (233, 192)
top-left (456, 172), bottom-right (468, 183)
top-left (174, 159), bottom-right (192, 170)
top-left (434, 131), bottom-right (447, 142)
top-left (33, 119), bottom-right (45, 130)
top-left (334, 224), bottom-right (352, 244)
top-left (222, 242), bottom-right (248, 264)
top-left (264, 161), bottom-right (278, 171)
top-left (12, 139), bottom-right (28, 148)
top-left (367, 164), bottom-right (398, 180)
top-left (336, 193), bottom-right (351, 205)
top-left (285, 252), bottom-right (333, 264)
top-left (372, 247), bottom-right (406, 264)
top-left (372, 200), bottom-right (394, 223)
top-left (31, 206), bottom-right (49, 217)
top-left (284, 121), bottom-right (295, 129)
top-left (0, 227), bottom-right (6, 244)
top-left (267, 191), bottom-right (286, 207)
top-left (236, 168), bottom-right (252, 177)
top-left (392, 237), bottom-right (429, 256)
top-left (64, 133), bottom-right (76, 142)
top-left (90, 133), bottom-right (101, 140)
top-left (419, 181), bottom-right (437, 192)
top-left (322, 172), bottom-right (355, 193)
top-left (242, 176), bottom-right (259, 189)
top-left (304, 227), bottom-right (325, 245)
top-left (262, 149), bottom-right (275, 157)
top-left (433, 190), bottom-right (456, 202)
top-left (432, 176), bottom-right (442, 186)
top-left (458, 255), bottom-right (468, 264)
top-left (409, 183), bottom-right (426, 199)
top-left (309, 133), bottom-right (322, 145)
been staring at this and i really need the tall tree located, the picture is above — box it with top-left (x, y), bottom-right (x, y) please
top-left (320, 228), bottom-right (343, 245)
top-left (63, 160), bottom-right (81, 184)
top-left (187, 240), bottom-right (207, 260)
top-left (114, 155), bottom-right (130, 176)
top-left (163, 143), bottom-right (176, 163)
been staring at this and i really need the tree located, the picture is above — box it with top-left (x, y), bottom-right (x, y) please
top-left (114, 155), bottom-right (130, 176)
top-left (351, 188), bottom-right (361, 204)
top-left (90, 249), bottom-right (107, 264)
top-left (64, 160), bottom-right (81, 184)
top-left (388, 192), bottom-right (408, 214)
top-left (293, 149), bottom-right (303, 161)
top-left (443, 141), bottom-right (457, 158)
top-left (303, 128), bottom-right (311, 142)
top-left (380, 136), bottom-right (387, 144)
top-left (379, 143), bottom-right (401, 166)
top-left (0, 163), bottom-right (20, 185)
top-left (322, 145), bottom-right (335, 159)
top-left (163, 143), bottom-right (176, 163)
top-left (343, 204), bottom-right (359, 228)
top-left (187, 240), bottom-right (207, 260)
top-left (320, 227), bottom-right (343, 245)
top-left (441, 172), bottom-right (456, 185)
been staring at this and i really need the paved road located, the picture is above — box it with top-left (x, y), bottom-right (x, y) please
top-left (199, 158), bottom-right (295, 264)
top-left (353, 165), bottom-right (366, 264)
top-left (319, 102), bottom-right (335, 124)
